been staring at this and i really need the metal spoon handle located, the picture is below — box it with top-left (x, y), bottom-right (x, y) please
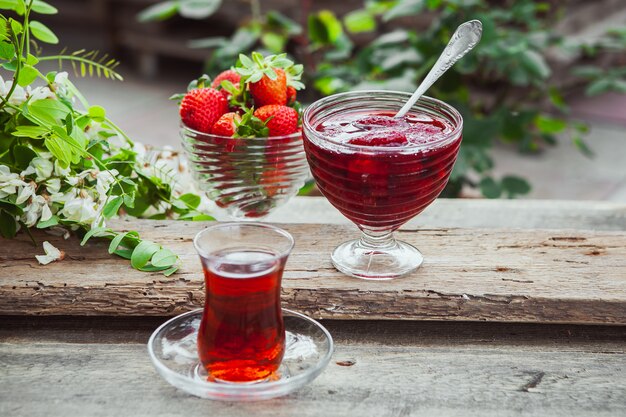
top-left (395, 20), bottom-right (483, 118)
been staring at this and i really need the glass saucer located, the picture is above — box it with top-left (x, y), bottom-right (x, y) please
top-left (147, 309), bottom-right (334, 401)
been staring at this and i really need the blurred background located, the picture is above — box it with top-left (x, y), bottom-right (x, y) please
top-left (31, 0), bottom-right (626, 200)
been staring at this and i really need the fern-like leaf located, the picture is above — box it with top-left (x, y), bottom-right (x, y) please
top-left (39, 48), bottom-right (123, 81)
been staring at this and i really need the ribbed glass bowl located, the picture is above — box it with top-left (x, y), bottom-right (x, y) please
top-left (181, 124), bottom-right (309, 220)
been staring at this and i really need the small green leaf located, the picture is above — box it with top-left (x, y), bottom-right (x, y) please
top-left (108, 232), bottom-right (128, 254)
top-left (151, 248), bottom-right (178, 267)
top-left (36, 215), bottom-right (59, 229)
top-left (383, 0), bottom-right (424, 22)
top-left (0, 209), bottom-right (17, 238)
top-left (308, 10), bottom-right (343, 45)
top-left (261, 32), bottom-right (286, 53)
top-left (535, 115), bottom-right (566, 134)
top-left (29, 20), bottom-right (58, 44)
top-left (163, 265), bottom-right (179, 276)
top-left (344, 9), bottom-right (376, 33)
top-left (103, 195), bottom-right (123, 218)
top-left (179, 0), bottom-right (222, 19)
top-left (26, 53), bottom-right (39, 65)
top-left (88, 105), bottom-right (106, 122)
top-left (10, 19), bottom-right (22, 35)
top-left (501, 176), bottom-right (531, 198)
top-left (137, 0), bottom-right (179, 22)
top-left (177, 193), bottom-right (201, 209)
top-left (12, 126), bottom-right (49, 138)
top-left (123, 193), bottom-right (135, 208)
top-left (31, 1), bottom-right (58, 14)
top-left (586, 78), bottom-right (612, 96)
top-left (131, 240), bottom-right (161, 269)
top-left (0, 42), bottom-right (15, 60)
top-left (17, 64), bottom-right (38, 86)
top-left (479, 177), bottom-right (502, 199)
top-left (80, 227), bottom-right (111, 245)
top-left (12, 144), bottom-right (37, 169)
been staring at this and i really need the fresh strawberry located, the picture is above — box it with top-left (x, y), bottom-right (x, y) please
top-left (179, 88), bottom-right (228, 133)
top-left (236, 53), bottom-right (305, 108)
top-left (211, 112), bottom-right (241, 137)
top-left (286, 86), bottom-right (297, 105)
top-left (250, 67), bottom-right (287, 107)
top-left (253, 105), bottom-right (298, 137)
top-left (211, 69), bottom-right (241, 90)
top-left (211, 69), bottom-right (241, 100)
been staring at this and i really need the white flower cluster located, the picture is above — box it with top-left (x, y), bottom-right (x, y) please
top-left (0, 154), bottom-right (120, 230)
top-left (0, 72), bottom-right (68, 113)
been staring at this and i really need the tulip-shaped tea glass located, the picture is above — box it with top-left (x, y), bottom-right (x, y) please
top-left (193, 223), bottom-right (294, 382)
top-left (303, 91), bottom-right (463, 279)
top-left (181, 126), bottom-right (310, 220)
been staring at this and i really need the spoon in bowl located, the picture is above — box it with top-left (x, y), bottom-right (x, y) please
top-left (395, 19), bottom-right (483, 118)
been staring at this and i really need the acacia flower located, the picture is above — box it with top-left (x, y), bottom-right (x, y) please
top-left (35, 241), bottom-right (65, 265)
top-left (0, 165), bottom-right (27, 199)
top-left (21, 157), bottom-right (54, 181)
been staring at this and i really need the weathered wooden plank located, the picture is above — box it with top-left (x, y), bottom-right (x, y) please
top-left (1, 320), bottom-right (624, 417)
top-left (1, 220), bottom-right (625, 324)
top-left (266, 197), bottom-right (626, 231)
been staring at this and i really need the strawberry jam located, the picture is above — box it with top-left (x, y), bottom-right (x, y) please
top-left (303, 111), bottom-right (461, 231)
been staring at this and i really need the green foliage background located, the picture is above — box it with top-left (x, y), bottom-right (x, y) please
top-left (141, 0), bottom-right (626, 198)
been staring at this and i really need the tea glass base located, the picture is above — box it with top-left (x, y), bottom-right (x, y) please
top-left (147, 309), bottom-right (333, 401)
top-left (331, 237), bottom-right (423, 280)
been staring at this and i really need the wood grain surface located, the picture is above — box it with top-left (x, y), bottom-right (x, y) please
top-left (1, 219), bottom-right (625, 324)
top-left (1, 318), bottom-right (624, 417)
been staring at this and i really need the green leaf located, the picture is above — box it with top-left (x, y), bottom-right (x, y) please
top-left (535, 115), bottom-right (566, 134)
top-left (344, 9), bottom-right (376, 33)
top-left (29, 20), bottom-right (58, 44)
top-left (586, 78), bottom-right (612, 96)
top-left (520, 49), bottom-right (551, 79)
top-left (163, 265), bottom-right (179, 276)
top-left (26, 53), bottom-right (39, 65)
top-left (261, 32), bottom-right (286, 54)
top-left (151, 248), bottom-right (178, 268)
top-left (88, 105), bottom-right (106, 122)
top-left (12, 125), bottom-right (49, 138)
top-left (501, 176), bottom-right (531, 198)
top-left (17, 64), bottom-right (39, 86)
top-left (179, 0), bottom-right (222, 19)
top-left (36, 215), bottom-right (58, 229)
top-left (0, 209), bottom-right (17, 238)
top-left (108, 232), bottom-right (128, 254)
top-left (123, 193), bottom-right (135, 208)
top-left (308, 10), bottom-right (343, 45)
top-left (10, 19), bottom-right (22, 35)
top-left (0, 42), bottom-right (15, 60)
top-left (0, 1), bottom-right (20, 12)
top-left (28, 98), bottom-right (71, 126)
top-left (479, 177), bottom-right (502, 199)
top-left (383, 0), bottom-right (424, 22)
top-left (31, 1), bottom-right (58, 14)
top-left (80, 227), bottom-right (111, 245)
top-left (137, 1), bottom-right (179, 22)
top-left (130, 240), bottom-right (161, 269)
top-left (44, 135), bottom-right (72, 166)
top-left (177, 193), bottom-right (201, 209)
top-left (12, 144), bottom-right (37, 169)
top-left (266, 11), bottom-right (302, 35)
top-left (103, 195), bottom-right (123, 218)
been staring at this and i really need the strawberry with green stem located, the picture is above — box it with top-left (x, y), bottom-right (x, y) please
top-left (235, 52), bottom-right (304, 108)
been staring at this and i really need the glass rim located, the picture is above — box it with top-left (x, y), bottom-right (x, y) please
top-left (302, 90), bottom-right (463, 152)
top-left (181, 122), bottom-right (302, 141)
top-left (192, 222), bottom-right (295, 261)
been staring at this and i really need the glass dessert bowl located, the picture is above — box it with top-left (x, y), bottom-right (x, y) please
top-left (181, 125), bottom-right (309, 220)
top-left (302, 90), bottom-right (463, 279)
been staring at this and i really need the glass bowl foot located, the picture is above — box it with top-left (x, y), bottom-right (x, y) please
top-left (331, 238), bottom-right (423, 280)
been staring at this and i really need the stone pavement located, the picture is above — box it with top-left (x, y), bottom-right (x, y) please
top-left (70, 67), bottom-right (626, 202)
